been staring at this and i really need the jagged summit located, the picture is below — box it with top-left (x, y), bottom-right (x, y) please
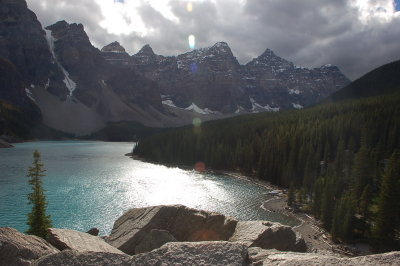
top-left (101, 41), bottom-right (127, 54)
top-left (46, 20), bottom-right (88, 41)
top-left (136, 44), bottom-right (156, 56)
top-left (248, 48), bottom-right (294, 70)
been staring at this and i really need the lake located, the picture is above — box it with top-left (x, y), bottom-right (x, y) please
top-left (0, 141), bottom-right (297, 235)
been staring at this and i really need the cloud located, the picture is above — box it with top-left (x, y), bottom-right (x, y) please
top-left (27, 0), bottom-right (400, 80)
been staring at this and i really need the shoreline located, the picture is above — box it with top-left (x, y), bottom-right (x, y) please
top-left (129, 154), bottom-right (373, 257)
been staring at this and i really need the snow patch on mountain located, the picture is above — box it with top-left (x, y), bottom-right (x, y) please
top-left (250, 98), bottom-right (280, 112)
top-left (184, 103), bottom-right (219, 114)
top-left (45, 29), bottom-right (77, 97)
top-left (25, 88), bottom-right (35, 102)
top-left (288, 88), bottom-right (300, 95)
top-left (162, 99), bottom-right (177, 108)
top-left (292, 103), bottom-right (303, 109)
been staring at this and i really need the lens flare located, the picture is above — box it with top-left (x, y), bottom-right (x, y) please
top-left (194, 162), bottom-right (206, 172)
top-left (190, 63), bottom-right (198, 73)
top-left (187, 2), bottom-right (193, 12)
top-left (193, 117), bottom-right (202, 127)
top-left (188, 35), bottom-right (195, 49)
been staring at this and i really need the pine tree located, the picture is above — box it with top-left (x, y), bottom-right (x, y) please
top-left (372, 150), bottom-right (400, 250)
top-left (26, 150), bottom-right (52, 238)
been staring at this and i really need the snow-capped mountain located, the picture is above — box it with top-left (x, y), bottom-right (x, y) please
top-left (0, 0), bottom-right (350, 137)
top-left (129, 42), bottom-right (350, 113)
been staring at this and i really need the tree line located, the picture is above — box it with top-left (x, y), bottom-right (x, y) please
top-left (134, 92), bottom-right (400, 251)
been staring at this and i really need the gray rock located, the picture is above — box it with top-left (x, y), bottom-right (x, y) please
top-left (134, 229), bottom-right (177, 254)
top-left (248, 248), bottom-right (400, 266)
top-left (229, 221), bottom-right (307, 252)
top-left (86, 228), bottom-right (99, 236)
top-left (0, 227), bottom-right (58, 266)
top-left (47, 228), bottom-right (125, 254)
top-left (130, 241), bottom-right (249, 266)
top-left (0, 139), bottom-right (13, 148)
top-left (106, 205), bottom-right (238, 255)
top-left (33, 250), bottom-right (132, 266)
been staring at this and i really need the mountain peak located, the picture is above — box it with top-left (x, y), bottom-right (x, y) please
top-left (46, 20), bottom-right (88, 41)
top-left (101, 41), bottom-right (127, 53)
top-left (137, 44), bottom-right (155, 56)
top-left (247, 48), bottom-right (293, 70)
top-left (209, 41), bottom-right (232, 54)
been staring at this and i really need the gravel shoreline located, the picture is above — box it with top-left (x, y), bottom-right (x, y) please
top-left (221, 171), bottom-right (373, 257)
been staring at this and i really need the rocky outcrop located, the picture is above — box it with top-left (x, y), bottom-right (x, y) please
top-left (0, 227), bottom-right (59, 266)
top-left (134, 229), bottom-right (177, 254)
top-left (101, 42), bottom-right (130, 67)
top-left (47, 228), bottom-right (125, 254)
top-left (229, 221), bottom-right (307, 252)
top-left (248, 247), bottom-right (400, 266)
top-left (130, 241), bottom-right (249, 266)
top-left (106, 205), bottom-right (238, 255)
top-left (0, 138), bottom-right (13, 148)
top-left (32, 250), bottom-right (132, 266)
top-left (86, 228), bottom-right (99, 236)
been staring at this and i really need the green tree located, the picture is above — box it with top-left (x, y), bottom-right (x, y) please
top-left (372, 150), bottom-right (400, 250)
top-left (26, 150), bottom-right (52, 238)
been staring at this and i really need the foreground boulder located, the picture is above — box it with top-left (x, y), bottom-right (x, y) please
top-left (130, 241), bottom-right (249, 266)
top-left (106, 205), bottom-right (238, 255)
top-left (32, 250), bottom-right (132, 266)
top-left (230, 221), bottom-right (307, 252)
top-left (134, 229), bottom-right (177, 254)
top-left (0, 227), bottom-right (58, 266)
top-left (47, 228), bottom-right (125, 254)
top-left (249, 248), bottom-right (400, 266)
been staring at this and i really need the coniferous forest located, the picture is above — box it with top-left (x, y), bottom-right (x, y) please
top-left (134, 61), bottom-right (400, 251)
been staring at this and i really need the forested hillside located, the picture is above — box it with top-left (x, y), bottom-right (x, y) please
top-left (134, 62), bottom-right (400, 250)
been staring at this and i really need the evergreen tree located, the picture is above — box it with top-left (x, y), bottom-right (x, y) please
top-left (372, 150), bottom-right (400, 250)
top-left (287, 182), bottom-right (295, 206)
top-left (26, 150), bottom-right (52, 238)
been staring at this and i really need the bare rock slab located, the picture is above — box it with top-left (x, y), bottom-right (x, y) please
top-left (106, 205), bottom-right (238, 255)
top-left (130, 241), bottom-right (249, 266)
top-left (134, 229), bottom-right (177, 254)
top-left (47, 228), bottom-right (125, 254)
top-left (33, 250), bottom-right (132, 266)
top-left (249, 248), bottom-right (400, 266)
top-left (229, 221), bottom-right (307, 252)
top-left (0, 227), bottom-right (58, 266)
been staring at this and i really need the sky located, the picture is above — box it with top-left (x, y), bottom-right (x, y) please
top-left (27, 0), bottom-right (400, 80)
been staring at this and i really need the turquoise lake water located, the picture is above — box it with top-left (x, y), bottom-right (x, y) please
top-left (0, 141), bottom-right (297, 234)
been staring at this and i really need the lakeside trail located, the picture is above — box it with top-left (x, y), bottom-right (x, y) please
top-left (222, 172), bottom-right (373, 257)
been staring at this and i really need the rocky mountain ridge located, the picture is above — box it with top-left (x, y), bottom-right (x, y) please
top-left (126, 41), bottom-right (350, 113)
top-left (1, 0), bottom-right (350, 137)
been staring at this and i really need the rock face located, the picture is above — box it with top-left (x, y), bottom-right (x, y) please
top-left (101, 41), bottom-right (130, 66)
top-left (106, 205), bottom-right (238, 255)
top-left (0, 227), bottom-right (59, 266)
top-left (134, 229), bottom-right (177, 254)
top-left (130, 241), bottom-right (249, 266)
top-left (1, 0), bottom-right (351, 138)
top-left (131, 43), bottom-right (350, 113)
top-left (229, 221), bottom-right (307, 252)
top-left (32, 250), bottom-right (132, 266)
top-left (47, 228), bottom-right (125, 254)
top-left (86, 228), bottom-right (99, 236)
top-left (248, 248), bottom-right (400, 266)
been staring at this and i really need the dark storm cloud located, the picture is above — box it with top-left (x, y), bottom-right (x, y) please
top-left (27, 0), bottom-right (400, 80)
